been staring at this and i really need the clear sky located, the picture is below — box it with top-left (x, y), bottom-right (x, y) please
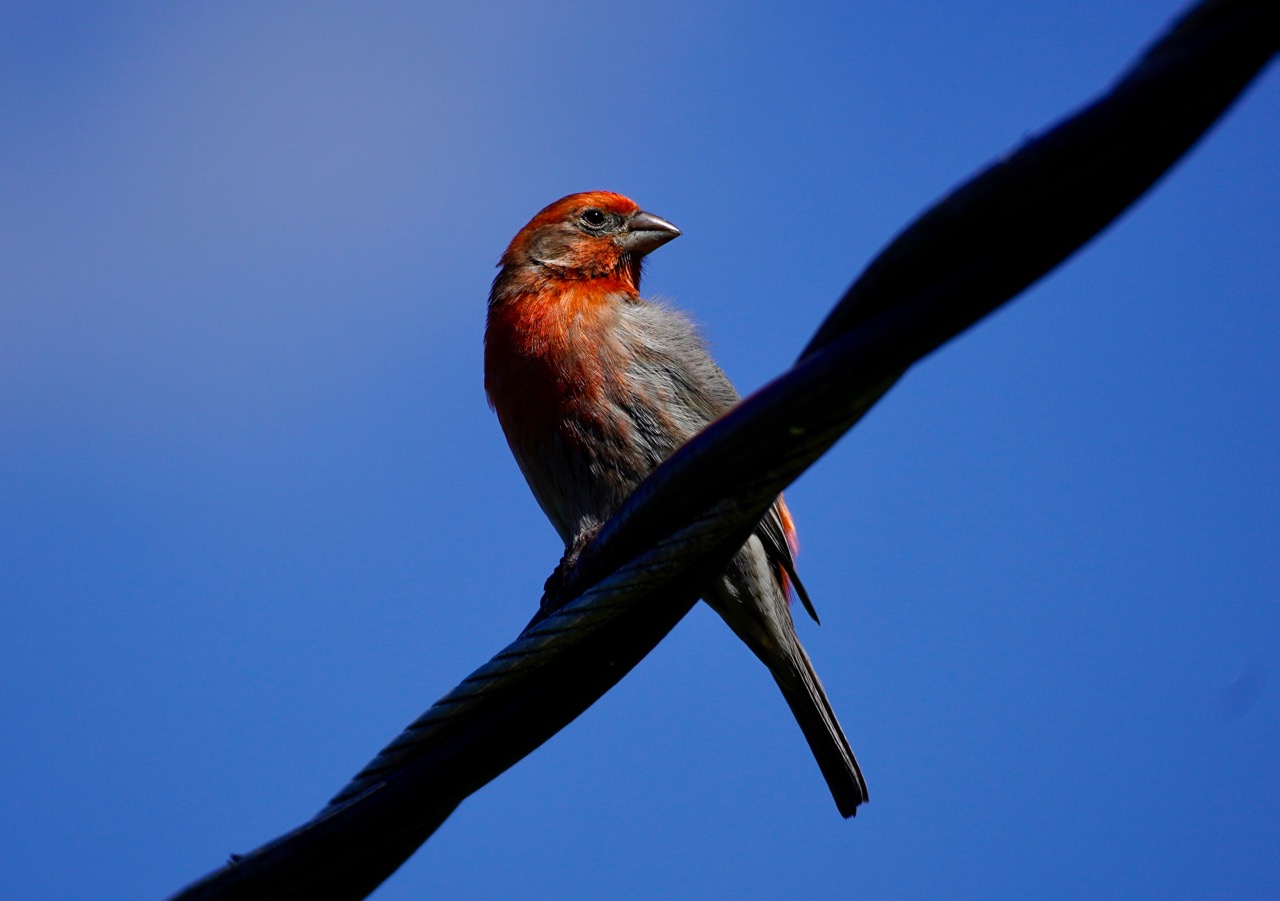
top-left (2, 2), bottom-right (1276, 899)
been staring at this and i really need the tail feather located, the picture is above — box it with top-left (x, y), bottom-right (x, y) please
top-left (706, 537), bottom-right (868, 818)
top-left (773, 636), bottom-right (868, 817)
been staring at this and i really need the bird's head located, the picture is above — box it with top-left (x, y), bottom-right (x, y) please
top-left (497, 191), bottom-right (681, 292)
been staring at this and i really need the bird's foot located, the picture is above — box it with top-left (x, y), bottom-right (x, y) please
top-left (538, 526), bottom-right (601, 618)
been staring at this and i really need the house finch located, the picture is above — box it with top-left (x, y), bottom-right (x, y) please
top-left (484, 191), bottom-right (868, 817)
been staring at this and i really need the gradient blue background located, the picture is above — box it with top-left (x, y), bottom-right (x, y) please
top-left (2, 2), bottom-right (1277, 898)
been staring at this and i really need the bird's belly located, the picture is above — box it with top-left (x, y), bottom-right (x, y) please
top-left (516, 393), bottom-right (665, 545)
top-left (488, 299), bottom-right (691, 546)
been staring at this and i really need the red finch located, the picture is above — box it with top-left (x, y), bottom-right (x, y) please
top-left (484, 191), bottom-right (867, 817)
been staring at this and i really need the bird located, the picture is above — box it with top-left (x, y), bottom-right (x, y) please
top-left (483, 190), bottom-right (868, 817)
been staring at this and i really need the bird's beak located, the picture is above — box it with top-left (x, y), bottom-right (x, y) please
top-left (620, 210), bottom-right (681, 256)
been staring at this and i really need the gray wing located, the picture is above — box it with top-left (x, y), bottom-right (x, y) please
top-left (755, 507), bottom-right (819, 624)
top-left (619, 300), bottom-right (820, 624)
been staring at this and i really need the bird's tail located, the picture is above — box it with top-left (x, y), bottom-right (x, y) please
top-left (769, 631), bottom-right (868, 818)
top-left (706, 543), bottom-right (868, 818)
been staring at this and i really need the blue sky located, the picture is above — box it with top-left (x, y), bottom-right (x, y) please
top-left (2, 2), bottom-right (1276, 898)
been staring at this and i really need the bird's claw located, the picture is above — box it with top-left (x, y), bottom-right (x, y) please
top-left (538, 526), bottom-right (600, 617)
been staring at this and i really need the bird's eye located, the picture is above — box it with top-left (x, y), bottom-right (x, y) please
top-left (580, 209), bottom-right (607, 228)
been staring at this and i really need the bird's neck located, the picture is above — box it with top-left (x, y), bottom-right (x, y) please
top-left (489, 258), bottom-right (640, 310)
